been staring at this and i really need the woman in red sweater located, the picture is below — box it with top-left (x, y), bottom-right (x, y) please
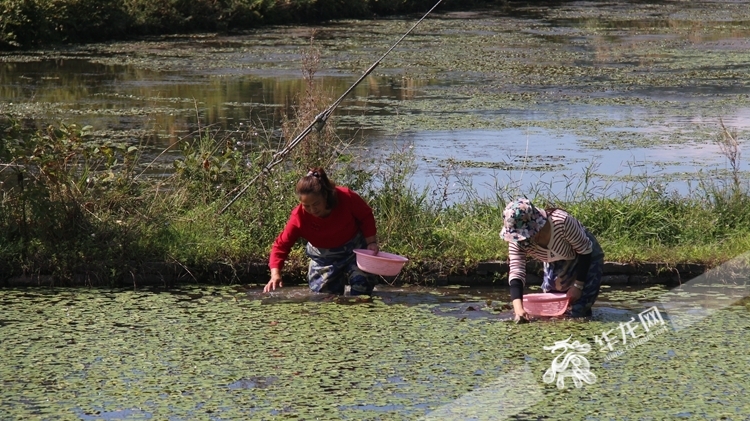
top-left (263, 167), bottom-right (379, 295)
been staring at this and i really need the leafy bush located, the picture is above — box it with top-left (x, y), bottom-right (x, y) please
top-left (0, 116), bottom-right (143, 283)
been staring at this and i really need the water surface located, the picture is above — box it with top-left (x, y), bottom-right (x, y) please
top-left (2, 1), bottom-right (750, 198)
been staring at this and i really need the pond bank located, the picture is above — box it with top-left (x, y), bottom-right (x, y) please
top-left (2, 259), bottom-right (707, 289)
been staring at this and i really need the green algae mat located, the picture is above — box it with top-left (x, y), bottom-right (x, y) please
top-left (1, 282), bottom-right (749, 420)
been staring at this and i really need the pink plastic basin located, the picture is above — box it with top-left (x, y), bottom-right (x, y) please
top-left (522, 293), bottom-right (569, 317)
top-left (353, 249), bottom-right (409, 276)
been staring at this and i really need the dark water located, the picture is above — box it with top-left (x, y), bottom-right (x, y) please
top-left (2, 1), bottom-right (750, 199)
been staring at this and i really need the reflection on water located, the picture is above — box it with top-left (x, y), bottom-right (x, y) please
top-left (388, 126), bottom-right (750, 198)
top-left (0, 58), bottom-right (421, 145)
top-left (2, 1), bottom-right (750, 200)
top-left (255, 284), bottom-right (673, 323)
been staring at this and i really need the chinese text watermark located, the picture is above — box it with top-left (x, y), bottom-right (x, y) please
top-left (542, 306), bottom-right (670, 388)
top-left (595, 306), bottom-right (669, 361)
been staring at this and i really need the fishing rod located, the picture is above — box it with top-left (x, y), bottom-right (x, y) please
top-left (218, 0), bottom-right (445, 215)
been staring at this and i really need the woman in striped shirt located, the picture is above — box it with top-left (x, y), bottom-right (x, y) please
top-left (500, 198), bottom-right (604, 321)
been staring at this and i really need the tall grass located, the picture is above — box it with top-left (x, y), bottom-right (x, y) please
top-left (2, 48), bottom-right (749, 286)
top-left (2, 111), bottom-right (749, 286)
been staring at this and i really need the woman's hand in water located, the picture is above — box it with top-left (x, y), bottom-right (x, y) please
top-left (264, 269), bottom-right (283, 292)
top-left (512, 298), bottom-right (529, 323)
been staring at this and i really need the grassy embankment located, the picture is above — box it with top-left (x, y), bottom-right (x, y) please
top-left (1, 33), bottom-right (749, 287)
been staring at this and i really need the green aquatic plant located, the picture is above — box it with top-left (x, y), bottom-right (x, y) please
top-left (1, 286), bottom-right (748, 419)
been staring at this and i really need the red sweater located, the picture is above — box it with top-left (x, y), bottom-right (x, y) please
top-left (269, 187), bottom-right (377, 270)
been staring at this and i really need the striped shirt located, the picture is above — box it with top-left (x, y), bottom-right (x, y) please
top-left (508, 209), bottom-right (593, 284)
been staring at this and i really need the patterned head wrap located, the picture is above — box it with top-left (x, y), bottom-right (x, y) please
top-left (500, 198), bottom-right (548, 242)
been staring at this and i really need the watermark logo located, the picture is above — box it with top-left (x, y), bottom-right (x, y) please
top-left (595, 306), bottom-right (669, 362)
top-left (542, 336), bottom-right (596, 389)
top-left (542, 305), bottom-right (670, 388)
